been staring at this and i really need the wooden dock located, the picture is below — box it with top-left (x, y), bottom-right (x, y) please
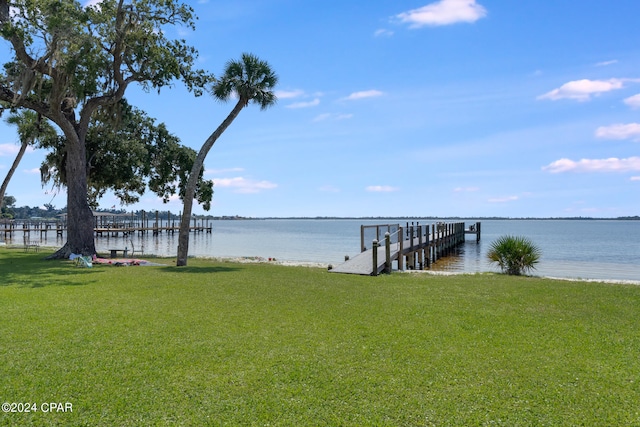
top-left (1, 210), bottom-right (212, 240)
top-left (331, 221), bottom-right (481, 276)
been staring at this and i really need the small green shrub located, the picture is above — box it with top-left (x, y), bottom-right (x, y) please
top-left (487, 235), bottom-right (541, 275)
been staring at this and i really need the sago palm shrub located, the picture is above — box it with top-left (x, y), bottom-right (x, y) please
top-left (487, 235), bottom-right (541, 276)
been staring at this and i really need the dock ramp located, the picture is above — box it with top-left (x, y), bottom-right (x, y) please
top-left (330, 243), bottom-right (399, 276)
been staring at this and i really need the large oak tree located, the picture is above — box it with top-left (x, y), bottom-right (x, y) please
top-left (39, 99), bottom-right (213, 210)
top-left (0, 0), bottom-right (213, 257)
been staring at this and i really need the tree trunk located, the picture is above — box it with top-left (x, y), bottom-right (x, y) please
top-left (176, 100), bottom-right (245, 266)
top-left (47, 134), bottom-right (96, 259)
top-left (0, 141), bottom-right (28, 212)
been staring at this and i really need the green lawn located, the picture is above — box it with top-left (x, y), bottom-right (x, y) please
top-left (1, 248), bottom-right (639, 426)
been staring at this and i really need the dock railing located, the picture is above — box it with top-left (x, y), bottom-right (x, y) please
top-left (343, 221), bottom-right (475, 276)
top-left (361, 224), bottom-right (400, 252)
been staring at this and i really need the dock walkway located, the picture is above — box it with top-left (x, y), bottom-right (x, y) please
top-left (331, 221), bottom-right (480, 276)
top-left (331, 242), bottom-right (400, 275)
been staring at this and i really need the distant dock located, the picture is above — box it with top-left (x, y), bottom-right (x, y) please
top-left (331, 221), bottom-right (481, 276)
top-left (1, 210), bottom-right (211, 241)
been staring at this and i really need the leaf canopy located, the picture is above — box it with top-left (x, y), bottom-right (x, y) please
top-left (38, 99), bottom-right (213, 208)
top-left (213, 52), bottom-right (278, 110)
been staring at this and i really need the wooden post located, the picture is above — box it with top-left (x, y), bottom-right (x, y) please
top-left (360, 225), bottom-right (365, 252)
top-left (372, 239), bottom-right (378, 276)
top-left (385, 232), bottom-right (391, 274)
top-left (425, 224), bottom-right (431, 268)
top-left (418, 225), bottom-right (424, 269)
top-left (398, 226), bottom-right (404, 271)
top-left (432, 223), bottom-right (437, 263)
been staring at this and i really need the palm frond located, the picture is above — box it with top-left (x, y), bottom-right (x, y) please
top-left (211, 52), bottom-right (278, 108)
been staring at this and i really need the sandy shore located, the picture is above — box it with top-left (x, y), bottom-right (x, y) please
top-left (4, 244), bottom-right (637, 285)
top-left (208, 256), bottom-right (640, 285)
top-left (402, 269), bottom-right (640, 285)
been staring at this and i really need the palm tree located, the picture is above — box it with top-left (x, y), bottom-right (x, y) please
top-left (176, 53), bottom-right (278, 266)
top-left (0, 110), bottom-right (56, 211)
top-left (487, 235), bottom-right (541, 276)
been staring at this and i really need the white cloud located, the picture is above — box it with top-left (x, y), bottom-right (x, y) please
top-left (0, 143), bottom-right (20, 156)
top-left (537, 78), bottom-right (628, 102)
top-left (336, 114), bottom-right (354, 120)
top-left (595, 60), bottom-right (618, 67)
top-left (543, 157), bottom-right (640, 173)
top-left (0, 144), bottom-right (35, 157)
top-left (24, 168), bottom-right (41, 174)
top-left (275, 89), bottom-right (305, 99)
top-left (312, 113), bottom-right (353, 122)
top-left (488, 196), bottom-right (519, 203)
top-left (312, 113), bottom-right (332, 122)
top-left (343, 90), bottom-right (383, 101)
top-left (624, 93), bottom-right (640, 109)
top-left (83, 0), bottom-right (102, 9)
top-left (630, 176), bottom-right (640, 181)
top-left (395, 0), bottom-right (487, 28)
top-left (213, 177), bottom-right (277, 194)
top-left (162, 194), bottom-right (181, 203)
top-left (595, 123), bottom-right (640, 141)
top-left (374, 28), bottom-right (394, 37)
top-left (286, 98), bottom-right (320, 109)
top-left (366, 185), bottom-right (399, 192)
top-left (453, 186), bottom-right (479, 192)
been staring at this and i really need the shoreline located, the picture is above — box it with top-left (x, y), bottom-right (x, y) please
top-left (205, 255), bottom-right (640, 286)
top-left (3, 244), bottom-right (638, 286)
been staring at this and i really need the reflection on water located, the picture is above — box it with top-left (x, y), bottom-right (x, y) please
top-left (429, 241), bottom-right (485, 273)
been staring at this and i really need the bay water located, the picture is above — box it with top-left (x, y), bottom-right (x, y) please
top-left (84, 218), bottom-right (640, 283)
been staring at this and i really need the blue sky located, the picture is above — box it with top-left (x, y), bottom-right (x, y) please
top-left (1, 0), bottom-right (639, 217)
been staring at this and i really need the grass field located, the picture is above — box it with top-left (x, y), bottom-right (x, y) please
top-left (1, 248), bottom-right (639, 426)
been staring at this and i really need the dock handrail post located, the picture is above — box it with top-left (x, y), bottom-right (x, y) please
top-left (476, 221), bottom-right (481, 242)
top-left (432, 223), bottom-right (438, 262)
top-left (425, 225), bottom-right (431, 268)
top-left (385, 232), bottom-right (391, 274)
top-left (418, 225), bottom-right (424, 269)
top-left (360, 225), bottom-right (365, 252)
top-left (372, 239), bottom-right (379, 276)
top-left (398, 226), bottom-right (404, 270)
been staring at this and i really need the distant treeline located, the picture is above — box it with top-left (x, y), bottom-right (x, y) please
top-left (2, 204), bottom-right (639, 222)
top-left (1, 204), bottom-right (238, 221)
top-left (259, 216), bottom-right (640, 221)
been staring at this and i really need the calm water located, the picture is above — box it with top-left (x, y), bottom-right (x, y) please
top-left (9, 219), bottom-right (640, 282)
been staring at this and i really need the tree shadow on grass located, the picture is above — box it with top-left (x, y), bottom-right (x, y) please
top-left (0, 249), bottom-right (102, 288)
